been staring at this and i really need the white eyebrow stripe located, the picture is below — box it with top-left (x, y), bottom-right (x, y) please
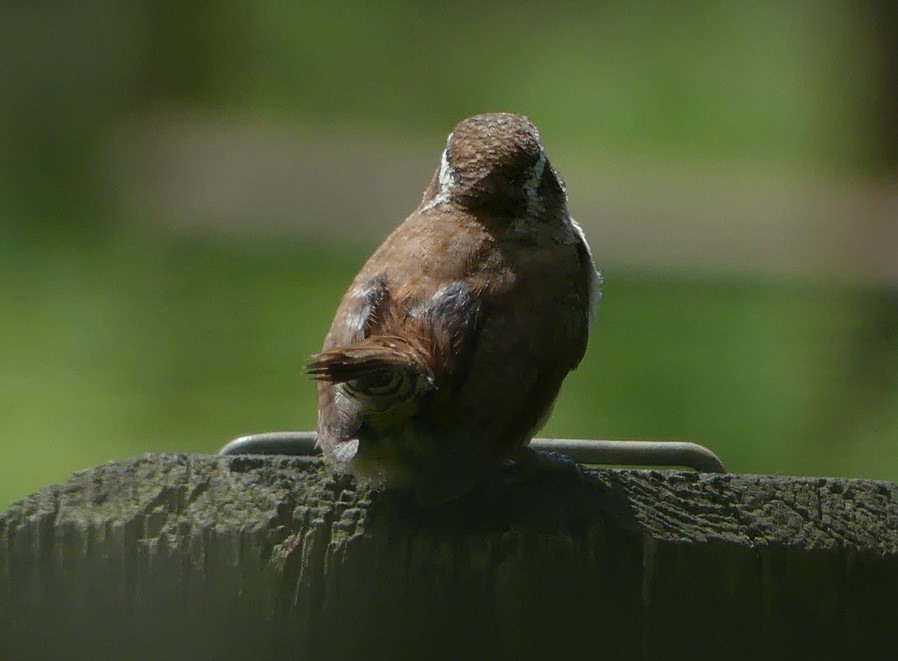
top-left (523, 152), bottom-right (546, 197)
top-left (421, 133), bottom-right (456, 212)
top-left (522, 151), bottom-right (547, 217)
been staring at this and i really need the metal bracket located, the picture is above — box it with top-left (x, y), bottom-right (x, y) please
top-left (219, 431), bottom-right (726, 473)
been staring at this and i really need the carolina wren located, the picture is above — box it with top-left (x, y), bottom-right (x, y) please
top-left (307, 113), bottom-right (601, 505)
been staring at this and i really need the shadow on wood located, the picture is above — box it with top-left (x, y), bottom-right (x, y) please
top-left (1, 453), bottom-right (897, 660)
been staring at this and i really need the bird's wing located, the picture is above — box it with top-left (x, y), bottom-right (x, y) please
top-left (313, 273), bottom-right (391, 462)
top-left (414, 238), bottom-right (593, 504)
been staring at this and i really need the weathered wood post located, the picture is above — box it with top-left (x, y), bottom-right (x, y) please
top-left (2, 453), bottom-right (897, 660)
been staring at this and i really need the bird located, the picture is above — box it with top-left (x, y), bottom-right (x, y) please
top-left (306, 112), bottom-right (601, 505)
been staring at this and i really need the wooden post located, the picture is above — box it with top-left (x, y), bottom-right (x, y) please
top-left (2, 453), bottom-right (897, 659)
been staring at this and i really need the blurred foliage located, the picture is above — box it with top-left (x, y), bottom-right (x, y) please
top-left (1, 1), bottom-right (896, 506)
top-left (225, 1), bottom-right (879, 167)
top-left (0, 0), bottom-right (885, 227)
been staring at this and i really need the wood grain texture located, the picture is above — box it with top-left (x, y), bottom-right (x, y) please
top-left (2, 453), bottom-right (897, 660)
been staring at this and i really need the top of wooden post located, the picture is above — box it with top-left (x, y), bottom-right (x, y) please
top-left (2, 453), bottom-right (897, 659)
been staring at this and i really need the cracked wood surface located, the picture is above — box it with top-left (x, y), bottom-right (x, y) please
top-left (1, 453), bottom-right (897, 660)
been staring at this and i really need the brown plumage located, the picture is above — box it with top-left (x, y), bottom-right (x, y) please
top-left (307, 113), bottom-right (600, 505)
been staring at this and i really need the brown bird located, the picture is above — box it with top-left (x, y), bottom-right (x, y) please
top-left (307, 113), bottom-right (600, 505)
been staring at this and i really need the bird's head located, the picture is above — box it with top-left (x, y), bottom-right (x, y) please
top-left (421, 113), bottom-right (567, 219)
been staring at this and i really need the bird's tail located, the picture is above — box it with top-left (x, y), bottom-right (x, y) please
top-left (306, 335), bottom-right (436, 428)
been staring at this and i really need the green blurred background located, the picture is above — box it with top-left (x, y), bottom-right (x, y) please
top-left (2, 2), bottom-right (897, 509)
